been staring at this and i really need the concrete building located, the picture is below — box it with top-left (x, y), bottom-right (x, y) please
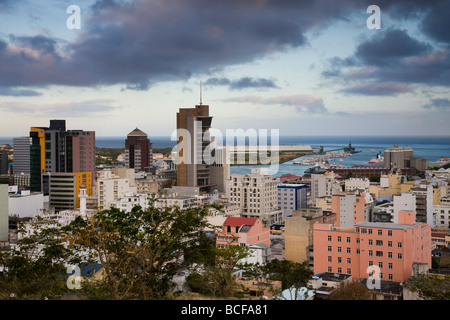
top-left (411, 184), bottom-right (434, 226)
top-left (434, 202), bottom-right (450, 229)
top-left (344, 177), bottom-right (370, 192)
top-left (46, 172), bottom-right (92, 211)
top-left (393, 192), bottom-right (416, 224)
top-left (9, 191), bottom-right (48, 218)
top-left (331, 191), bottom-right (373, 229)
top-left (176, 104), bottom-right (213, 192)
top-left (216, 217), bottom-right (270, 248)
top-left (313, 210), bottom-right (432, 283)
top-left (277, 183), bottom-right (307, 219)
top-left (29, 120), bottom-right (95, 193)
top-left (96, 169), bottom-right (137, 210)
top-left (310, 172), bottom-right (341, 202)
top-left (227, 168), bottom-right (282, 227)
top-left (284, 208), bottom-right (336, 268)
top-left (384, 146), bottom-right (414, 169)
top-left (125, 128), bottom-right (152, 172)
top-left (0, 184), bottom-right (8, 246)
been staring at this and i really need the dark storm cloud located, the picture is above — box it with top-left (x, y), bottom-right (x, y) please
top-left (1, 0), bottom-right (449, 92)
top-left (322, 28), bottom-right (450, 96)
top-left (204, 77), bottom-right (278, 90)
top-left (355, 29), bottom-right (432, 67)
top-left (0, 0), bottom-right (360, 89)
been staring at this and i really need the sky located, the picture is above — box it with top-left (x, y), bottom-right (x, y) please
top-left (0, 0), bottom-right (449, 138)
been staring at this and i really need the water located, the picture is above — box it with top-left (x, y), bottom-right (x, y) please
top-left (2, 135), bottom-right (449, 177)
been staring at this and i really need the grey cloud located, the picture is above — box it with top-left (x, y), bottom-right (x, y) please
top-left (422, 98), bottom-right (450, 109)
top-left (0, 87), bottom-right (42, 96)
top-left (205, 77), bottom-right (278, 90)
top-left (341, 82), bottom-right (415, 96)
top-left (222, 94), bottom-right (327, 114)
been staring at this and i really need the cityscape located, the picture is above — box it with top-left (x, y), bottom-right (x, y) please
top-left (0, 0), bottom-right (449, 312)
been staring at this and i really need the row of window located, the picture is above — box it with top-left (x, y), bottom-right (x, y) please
top-left (327, 236), bottom-right (402, 248)
top-left (327, 246), bottom-right (403, 254)
top-left (326, 267), bottom-right (395, 280)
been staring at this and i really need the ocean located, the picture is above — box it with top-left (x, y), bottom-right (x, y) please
top-left (1, 135), bottom-right (449, 177)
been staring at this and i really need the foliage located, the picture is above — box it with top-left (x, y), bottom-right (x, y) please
top-left (0, 216), bottom-right (80, 300)
top-left (62, 198), bottom-right (211, 300)
top-left (327, 281), bottom-right (373, 300)
top-left (264, 259), bottom-right (313, 291)
top-left (186, 245), bottom-right (251, 298)
top-left (405, 274), bottom-right (450, 300)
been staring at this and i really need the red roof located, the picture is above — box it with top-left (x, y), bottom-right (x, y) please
top-left (224, 217), bottom-right (258, 227)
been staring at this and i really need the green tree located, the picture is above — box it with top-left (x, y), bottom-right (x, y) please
top-left (63, 198), bottom-right (211, 300)
top-left (187, 245), bottom-right (250, 298)
top-left (327, 281), bottom-right (373, 300)
top-left (0, 216), bottom-right (80, 300)
top-left (264, 259), bottom-right (313, 299)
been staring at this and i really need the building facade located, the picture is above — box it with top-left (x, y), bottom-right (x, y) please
top-left (278, 183), bottom-right (307, 219)
top-left (227, 168), bottom-right (282, 226)
top-left (125, 128), bottom-right (152, 172)
top-left (313, 211), bottom-right (431, 283)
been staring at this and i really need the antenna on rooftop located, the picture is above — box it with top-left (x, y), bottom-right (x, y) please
top-left (199, 81), bottom-right (202, 105)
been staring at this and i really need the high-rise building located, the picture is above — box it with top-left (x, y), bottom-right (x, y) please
top-left (0, 150), bottom-right (7, 175)
top-left (13, 136), bottom-right (32, 175)
top-left (0, 184), bottom-right (8, 245)
top-left (45, 172), bottom-right (92, 211)
top-left (124, 128), bottom-right (152, 172)
top-left (176, 104), bottom-right (213, 191)
top-left (29, 120), bottom-right (95, 194)
top-left (226, 168), bottom-right (282, 227)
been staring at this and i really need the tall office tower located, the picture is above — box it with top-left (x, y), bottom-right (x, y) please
top-left (13, 137), bottom-right (32, 175)
top-left (65, 130), bottom-right (96, 181)
top-left (176, 104), bottom-right (213, 192)
top-left (0, 150), bottom-right (7, 174)
top-left (125, 128), bottom-right (152, 172)
top-left (29, 120), bottom-right (95, 194)
top-left (0, 184), bottom-right (8, 245)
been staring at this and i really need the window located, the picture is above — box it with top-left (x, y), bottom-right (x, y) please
top-left (368, 239), bottom-right (373, 246)
top-left (398, 253), bottom-right (403, 260)
top-left (347, 258), bottom-right (351, 264)
top-left (368, 229), bottom-right (373, 235)
top-left (338, 257), bottom-right (342, 263)
top-left (328, 235), bottom-right (332, 242)
top-left (388, 252), bottom-right (393, 259)
top-left (378, 230), bottom-right (383, 236)
top-left (337, 268), bottom-right (342, 274)
top-left (347, 248), bottom-right (351, 254)
top-left (368, 261), bottom-right (373, 266)
top-left (369, 250), bottom-right (373, 257)
top-left (397, 242), bottom-right (402, 248)
top-left (361, 228), bottom-right (367, 234)
top-left (389, 274), bottom-right (393, 280)
top-left (328, 267), bottom-right (332, 272)
top-left (347, 269), bottom-right (352, 275)
top-left (346, 237), bottom-right (351, 243)
top-left (388, 241), bottom-right (392, 247)
top-left (337, 247), bottom-right (342, 253)
top-left (328, 246), bottom-right (332, 252)
top-left (337, 236), bottom-right (342, 243)
top-left (376, 251), bottom-right (383, 257)
top-left (328, 256), bottom-right (332, 262)
top-left (388, 230), bottom-right (392, 237)
top-left (388, 263), bottom-right (393, 269)
top-left (376, 240), bottom-right (383, 246)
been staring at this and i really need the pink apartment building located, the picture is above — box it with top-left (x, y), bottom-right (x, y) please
top-left (313, 210), bottom-right (431, 283)
top-left (216, 217), bottom-right (270, 248)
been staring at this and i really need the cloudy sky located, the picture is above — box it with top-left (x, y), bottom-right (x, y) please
top-left (0, 0), bottom-right (449, 137)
